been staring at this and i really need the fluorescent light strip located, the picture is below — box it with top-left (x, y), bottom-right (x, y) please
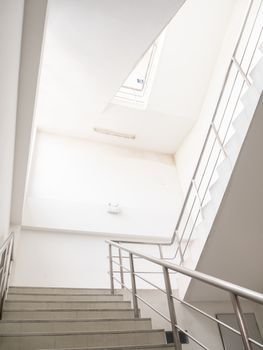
top-left (93, 127), bottom-right (136, 140)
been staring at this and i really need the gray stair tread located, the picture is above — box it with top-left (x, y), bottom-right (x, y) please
top-left (9, 287), bottom-right (113, 293)
top-left (2, 308), bottom-right (136, 321)
top-left (4, 301), bottom-right (131, 311)
top-left (8, 287), bottom-right (116, 295)
top-left (0, 329), bottom-right (164, 337)
top-left (5, 300), bottom-right (128, 303)
top-left (0, 317), bottom-right (151, 333)
top-left (0, 328), bottom-right (166, 349)
top-left (3, 308), bottom-right (134, 311)
top-left (38, 345), bottom-right (174, 350)
top-left (10, 287), bottom-right (111, 290)
top-left (7, 295), bottom-right (124, 302)
top-left (0, 318), bottom-right (151, 323)
top-left (8, 293), bottom-right (121, 296)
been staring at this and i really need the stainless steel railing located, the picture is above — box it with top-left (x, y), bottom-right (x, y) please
top-left (109, 0), bottom-right (263, 264)
top-left (107, 240), bottom-right (263, 350)
top-left (0, 232), bottom-right (14, 318)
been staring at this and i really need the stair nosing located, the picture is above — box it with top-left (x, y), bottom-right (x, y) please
top-left (0, 329), bottom-right (164, 337)
top-left (3, 308), bottom-right (136, 312)
top-left (5, 300), bottom-right (129, 304)
top-left (37, 344), bottom-right (173, 350)
top-left (0, 318), bottom-right (151, 323)
top-left (9, 287), bottom-right (112, 291)
top-left (8, 293), bottom-right (122, 297)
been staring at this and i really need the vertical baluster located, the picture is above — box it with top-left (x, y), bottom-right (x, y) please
top-left (0, 250), bottom-right (7, 298)
top-left (4, 237), bottom-right (14, 301)
top-left (230, 293), bottom-right (252, 350)
top-left (232, 56), bottom-right (252, 86)
top-left (211, 122), bottom-right (227, 157)
top-left (192, 179), bottom-right (204, 220)
top-left (118, 247), bottom-right (124, 288)
top-left (175, 231), bottom-right (184, 264)
top-left (129, 253), bottom-right (139, 318)
top-left (1, 243), bottom-right (11, 304)
top-left (163, 267), bottom-right (182, 350)
top-left (0, 243), bottom-right (11, 319)
top-left (109, 244), bottom-right (114, 295)
top-left (158, 245), bottom-right (163, 259)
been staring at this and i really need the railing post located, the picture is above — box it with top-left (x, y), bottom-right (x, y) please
top-left (0, 243), bottom-right (11, 319)
top-left (211, 122), bottom-right (227, 157)
top-left (129, 253), bottom-right (140, 318)
top-left (118, 247), bottom-right (124, 288)
top-left (175, 231), bottom-right (184, 265)
top-left (230, 293), bottom-right (252, 350)
top-left (0, 249), bottom-right (7, 298)
top-left (1, 243), bottom-right (12, 303)
top-left (5, 237), bottom-right (14, 297)
top-left (158, 245), bottom-right (163, 259)
top-left (163, 267), bottom-right (182, 350)
top-left (109, 244), bottom-right (114, 295)
top-left (232, 56), bottom-right (252, 86)
top-left (192, 179), bottom-right (204, 219)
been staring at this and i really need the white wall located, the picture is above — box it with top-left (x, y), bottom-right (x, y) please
top-left (22, 131), bottom-right (183, 238)
top-left (12, 229), bottom-right (109, 288)
top-left (11, 228), bottom-right (166, 288)
top-left (175, 0), bottom-right (250, 194)
top-left (0, 0), bottom-right (24, 242)
top-left (11, 0), bottom-right (48, 226)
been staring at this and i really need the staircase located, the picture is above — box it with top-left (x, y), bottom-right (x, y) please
top-left (0, 286), bottom-right (173, 350)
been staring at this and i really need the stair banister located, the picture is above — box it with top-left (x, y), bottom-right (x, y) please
top-left (0, 231), bottom-right (15, 318)
top-left (107, 240), bottom-right (263, 350)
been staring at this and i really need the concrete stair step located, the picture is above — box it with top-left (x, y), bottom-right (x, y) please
top-left (2, 308), bottom-right (137, 321)
top-left (0, 329), bottom-right (166, 350)
top-left (0, 318), bottom-right (152, 333)
top-left (9, 287), bottom-right (113, 295)
top-left (4, 301), bottom-right (131, 311)
top-left (7, 294), bottom-right (123, 302)
top-left (38, 344), bottom-right (174, 350)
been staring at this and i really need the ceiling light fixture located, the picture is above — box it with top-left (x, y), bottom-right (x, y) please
top-left (93, 127), bottom-right (136, 140)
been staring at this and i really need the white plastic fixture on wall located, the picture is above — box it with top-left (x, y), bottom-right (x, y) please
top-left (107, 203), bottom-right (121, 215)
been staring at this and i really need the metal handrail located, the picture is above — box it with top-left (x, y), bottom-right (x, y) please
top-left (0, 232), bottom-right (14, 318)
top-left (107, 241), bottom-right (263, 304)
top-left (107, 240), bottom-right (263, 350)
top-left (110, 0), bottom-right (263, 263)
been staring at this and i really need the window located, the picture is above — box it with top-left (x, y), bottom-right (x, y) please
top-left (112, 30), bottom-right (166, 109)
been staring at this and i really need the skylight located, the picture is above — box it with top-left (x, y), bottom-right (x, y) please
top-left (112, 30), bottom-right (166, 109)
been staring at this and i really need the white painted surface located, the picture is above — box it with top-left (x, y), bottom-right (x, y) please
top-left (35, 0), bottom-right (186, 154)
top-left (10, 0), bottom-right (48, 226)
top-left (18, 0), bottom-right (247, 237)
top-left (11, 229), bottom-right (166, 288)
top-left (11, 229), bottom-right (108, 288)
top-left (0, 0), bottom-right (24, 241)
top-left (22, 131), bottom-right (183, 237)
top-left (36, 0), bottom-right (239, 154)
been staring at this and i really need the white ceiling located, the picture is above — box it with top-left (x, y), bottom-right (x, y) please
top-left (36, 0), bottom-right (239, 154)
